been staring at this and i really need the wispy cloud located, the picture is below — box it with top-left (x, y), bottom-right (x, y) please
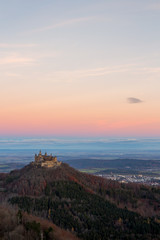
top-left (147, 3), bottom-right (160, 10)
top-left (5, 73), bottom-right (22, 78)
top-left (141, 67), bottom-right (160, 74)
top-left (28, 17), bottom-right (95, 33)
top-left (47, 65), bottom-right (160, 82)
top-left (0, 56), bottom-right (35, 65)
top-left (0, 43), bottom-right (37, 48)
top-left (127, 97), bottom-right (143, 104)
top-left (47, 64), bottom-right (134, 82)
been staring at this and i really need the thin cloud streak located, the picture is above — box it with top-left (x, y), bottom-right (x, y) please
top-left (127, 97), bottom-right (143, 104)
top-left (5, 73), bottom-right (22, 77)
top-left (0, 56), bottom-right (35, 65)
top-left (28, 17), bottom-right (96, 33)
top-left (0, 43), bottom-right (37, 48)
top-left (141, 67), bottom-right (160, 73)
top-left (47, 64), bottom-right (135, 82)
top-left (147, 3), bottom-right (160, 10)
top-left (47, 65), bottom-right (160, 83)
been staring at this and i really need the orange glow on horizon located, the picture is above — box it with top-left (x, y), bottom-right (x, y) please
top-left (1, 109), bottom-right (160, 137)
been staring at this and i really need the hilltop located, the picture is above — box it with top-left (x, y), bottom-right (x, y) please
top-left (0, 155), bottom-right (160, 239)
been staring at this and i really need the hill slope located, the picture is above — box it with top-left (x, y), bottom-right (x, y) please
top-left (0, 205), bottom-right (80, 240)
top-left (1, 162), bottom-right (160, 239)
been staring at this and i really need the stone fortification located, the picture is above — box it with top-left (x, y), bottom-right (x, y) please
top-left (34, 151), bottom-right (61, 168)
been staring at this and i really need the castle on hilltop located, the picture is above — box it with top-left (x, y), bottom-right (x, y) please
top-left (34, 151), bottom-right (61, 168)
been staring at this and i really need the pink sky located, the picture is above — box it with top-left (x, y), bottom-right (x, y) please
top-left (1, 99), bottom-right (160, 136)
top-left (0, 1), bottom-right (160, 137)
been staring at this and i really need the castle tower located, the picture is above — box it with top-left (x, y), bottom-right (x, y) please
top-left (39, 150), bottom-right (42, 157)
top-left (34, 151), bottom-right (61, 167)
top-left (35, 153), bottom-right (38, 162)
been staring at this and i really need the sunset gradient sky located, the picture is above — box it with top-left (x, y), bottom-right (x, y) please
top-left (1, 0), bottom-right (160, 137)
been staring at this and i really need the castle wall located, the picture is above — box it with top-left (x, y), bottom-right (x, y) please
top-left (34, 152), bottom-right (61, 168)
top-left (41, 161), bottom-right (61, 168)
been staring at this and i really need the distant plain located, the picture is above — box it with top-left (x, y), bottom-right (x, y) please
top-left (0, 138), bottom-right (160, 176)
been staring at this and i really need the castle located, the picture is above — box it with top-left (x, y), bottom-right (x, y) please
top-left (34, 151), bottom-right (61, 168)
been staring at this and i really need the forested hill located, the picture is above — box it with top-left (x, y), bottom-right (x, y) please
top-left (0, 162), bottom-right (160, 239)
